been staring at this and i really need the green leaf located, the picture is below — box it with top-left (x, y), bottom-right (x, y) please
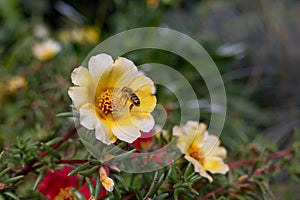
top-left (85, 177), bottom-right (95, 196)
top-left (41, 143), bottom-right (61, 160)
top-left (3, 192), bottom-right (20, 200)
top-left (253, 179), bottom-right (267, 199)
top-left (78, 166), bottom-right (99, 176)
top-left (94, 173), bottom-right (101, 200)
top-left (112, 174), bottom-right (129, 191)
top-left (68, 163), bottom-right (90, 176)
top-left (111, 149), bottom-right (136, 161)
top-left (56, 112), bottom-right (77, 118)
top-left (4, 175), bottom-right (24, 184)
top-left (189, 174), bottom-right (201, 183)
top-left (173, 188), bottom-right (179, 200)
top-left (88, 158), bottom-right (101, 165)
top-left (33, 170), bottom-right (46, 190)
top-left (153, 193), bottom-right (169, 200)
top-left (183, 162), bottom-right (193, 178)
top-left (105, 142), bottom-right (127, 155)
top-left (0, 194), bottom-right (5, 200)
top-left (71, 188), bottom-right (87, 200)
top-left (0, 168), bottom-right (10, 178)
top-left (144, 171), bottom-right (158, 198)
top-left (45, 137), bottom-right (62, 146)
top-left (0, 151), bottom-right (5, 163)
top-left (79, 138), bottom-right (102, 160)
top-left (189, 187), bottom-right (199, 196)
top-left (112, 182), bottom-right (122, 199)
top-left (144, 171), bottom-right (165, 198)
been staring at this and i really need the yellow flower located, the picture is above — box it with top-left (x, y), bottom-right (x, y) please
top-left (83, 26), bottom-right (100, 44)
top-left (99, 166), bottom-right (114, 192)
top-left (6, 76), bottom-right (27, 93)
top-left (32, 39), bottom-right (61, 61)
top-left (173, 121), bottom-right (229, 182)
top-left (68, 54), bottom-right (156, 144)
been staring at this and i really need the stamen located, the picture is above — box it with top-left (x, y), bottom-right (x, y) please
top-left (54, 187), bottom-right (76, 200)
top-left (188, 144), bottom-right (204, 163)
top-left (97, 88), bottom-right (114, 115)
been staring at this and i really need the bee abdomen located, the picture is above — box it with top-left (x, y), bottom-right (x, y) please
top-left (130, 94), bottom-right (140, 106)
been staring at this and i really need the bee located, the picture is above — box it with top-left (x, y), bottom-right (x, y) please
top-left (111, 87), bottom-right (141, 111)
top-left (121, 87), bottom-right (140, 110)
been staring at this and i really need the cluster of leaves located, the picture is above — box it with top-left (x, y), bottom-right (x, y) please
top-left (0, 128), bottom-right (299, 199)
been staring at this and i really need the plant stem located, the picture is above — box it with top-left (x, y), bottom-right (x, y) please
top-left (228, 148), bottom-right (293, 169)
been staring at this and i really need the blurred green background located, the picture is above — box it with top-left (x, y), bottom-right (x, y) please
top-left (0, 0), bottom-right (299, 199)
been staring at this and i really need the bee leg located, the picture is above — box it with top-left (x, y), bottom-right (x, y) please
top-left (130, 104), bottom-right (134, 110)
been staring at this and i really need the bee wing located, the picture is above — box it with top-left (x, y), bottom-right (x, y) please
top-left (111, 87), bottom-right (129, 111)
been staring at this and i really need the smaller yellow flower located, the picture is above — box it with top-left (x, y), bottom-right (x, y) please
top-left (6, 76), bottom-right (27, 93)
top-left (58, 29), bottom-right (72, 44)
top-left (83, 26), bottom-right (100, 44)
top-left (173, 121), bottom-right (229, 182)
top-left (70, 28), bottom-right (85, 44)
top-left (99, 166), bottom-right (114, 192)
top-left (32, 39), bottom-right (61, 61)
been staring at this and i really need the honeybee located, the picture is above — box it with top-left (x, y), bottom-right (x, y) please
top-left (112, 87), bottom-right (140, 111)
top-left (121, 87), bottom-right (140, 110)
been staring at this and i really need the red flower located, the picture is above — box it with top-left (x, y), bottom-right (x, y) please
top-left (133, 130), bottom-right (154, 150)
top-left (38, 165), bottom-right (106, 200)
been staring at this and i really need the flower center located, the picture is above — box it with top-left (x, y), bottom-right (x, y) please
top-left (188, 144), bottom-right (204, 163)
top-left (54, 187), bottom-right (76, 200)
top-left (96, 88), bottom-right (114, 115)
top-left (95, 88), bottom-right (126, 118)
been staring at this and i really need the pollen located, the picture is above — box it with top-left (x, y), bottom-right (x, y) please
top-left (188, 144), bottom-right (204, 163)
top-left (97, 88), bottom-right (114, 115)
top-left (54, 187), bottom-right (76, 200)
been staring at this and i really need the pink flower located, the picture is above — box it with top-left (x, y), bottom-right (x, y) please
top-left (38, 165), bottom-right (106, 199)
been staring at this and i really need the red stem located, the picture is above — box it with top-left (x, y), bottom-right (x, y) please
top-left (40, 127), bottom-right (78, 158)
top-left (54, 159), bottom-right (88, 164)
top-left (229, 148), bottom-right (293, 169)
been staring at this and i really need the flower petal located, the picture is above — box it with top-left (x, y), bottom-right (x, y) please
top-left (128, 75), bottom-right (155, 94)
top-left (185, 121), bottom-right (207, 147)
top-left (201, 134), bottom-right (221, 157)
top-left (173, 124), bottom-right (198, 153)
top-left (203, 157), bottom-right (229, 175)
top-left (130, 113), bottom-right (154, 132)
top-left (71, 66), bottom-right (94, 87)
top-left (100, 167), bottom-right (114, 192)
top-left (102, 177), bottom-right (114, 192)
top-left (95, 122), bottom-right (117, 145)
top-left (79, 103), bottom-right (97, 130)
top-left (111, 124), bottom-right (141, 143)
top-left (88, 54), bottom-right (114, 85)
top-left (113, 57), bottom-right (139, 88)
top-left (97, 57), bottom-right (138, 90)
top-left (185, 155), bottom-right (213, 182)
top-left (173, 126), bottom-right (190, 153)
top-left (207, 146), bottom-right (227, 159)
top-left (68, 87), bottom-right (92, 109)
top-left (131, 94), bottom-right (157, 113)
